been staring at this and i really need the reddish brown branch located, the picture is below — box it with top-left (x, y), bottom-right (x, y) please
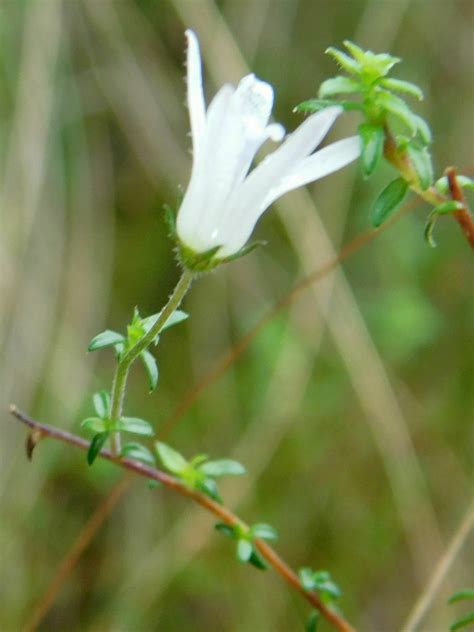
top-left (446, 167), bottom-right (474, 248)
top-left (9, 405), bottom-right (356, 632)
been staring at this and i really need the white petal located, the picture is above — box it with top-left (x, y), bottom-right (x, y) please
top-left (195, 76), bottom-right (279, 247)
top-left (261, 135), bottom-right (361, 207)
top-left (186, 30), bottom-right (206, 160)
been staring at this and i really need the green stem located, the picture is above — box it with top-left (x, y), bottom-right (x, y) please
top-left (109, 268), bottom-right (194, 455)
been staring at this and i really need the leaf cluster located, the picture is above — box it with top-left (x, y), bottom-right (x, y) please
top-left (88, 307), bottom-right (188, 392)
top-left (82, 391), bottom-right (155, 464)
top-left (155, 441), bottom-right (246, 503)
top-left (296, 41), bottom-right (474, 245)
top-left (214, 521), bottom-right (278, 571)
top-left (299, 568), bottom-right (342, 631)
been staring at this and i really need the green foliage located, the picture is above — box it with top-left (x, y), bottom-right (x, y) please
top-left (115, 417), bottom-right (154, 436)
top-left (371, 177), bottom-right (409, 227)
top-left (155, 442), bottom-right (246, 503)
top-left (87, 432), bottom-right (109, 465)
top-left (435, 175), bottom-right (474, 194)
top-left (424, 201), bottom-right (464, 247)
top-left (120, 442), bottom-right (155, 465)
top-left (299, 568), bottom-right (341, 603)
top-left (448, 589), bottom-right (474, 631)
top-left (305, 611), bottom-right (320, 632)
top-left (358, 123), bottom-right (385, 177)
top-left (214, 520), bottom-right (278, 571)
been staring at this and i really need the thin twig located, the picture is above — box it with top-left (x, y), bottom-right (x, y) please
top-left (400, 497), bottom-right (474, 632)
top-left (9, 405), bottom-right (356, 632)
top-left (446, 167), bottom-right (474, 248)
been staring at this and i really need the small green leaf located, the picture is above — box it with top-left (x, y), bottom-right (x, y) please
top-left (450, 612), bottom-right (474, 631)
top-left (218, 240), bottom-right (266, 264)
top-left (343, 41), bottom-right (400, 78)
top-left (147, 480), bottom-right (161, 489)
top-left (358, 123), bottom-right (385, 177)
top-left (432, 201), bottom-right (464, 215)
top-left (190, 453), bottom-right (209, 467)
top-left (449, 590), bottom-right (474, 604)
top-left (412, 113), bottom-right (432, 144)
top-left (406, 141), bottom-right (433, 190)
top-left (434, 175), bottom-right (474, 194)
top-left (380, 77), bottom-right (423, 100)
top-left (237, 539), bottom-right (253, 563)
top-left (197, 478), bottom-right (222, 502)
top-left (88, 330), bottom-right (125, 352)
top-left (215, 523), bottom-right (236, 539)
top-left (140, 350), bottom-right (159, 392)
top-left (306, 611), bottom-right (320, 632)
top-left (250, 523), bottom-right (279, 541)
top-left (141, 309), bottom-right (188, 338)
top-left (325, 47), bottom-right (361, 75)
top-left (120, 442), bottom-right (155, 465)
top-left (295, 98), bottom-right (364, 114)
top-left (371, 177), bottom-right (409, 227)
top-left (299, 567), bottom-right (317, 591)
top-left (87, 432), bottom-right (109, 465)
top-left (318, 76), bottom-right (361, 98)
top-left (155, 441), bottom-right (189, 475)
top-left (198, 459), bottom-right (246, 478)
top-left (92, 390), bottom-right (110, 419)
top-left (248, 550), bottom-right (269, 570)
top-left (116, 417), bottom-right (154, 436)
top-left (81, 417), bottom-right (107, 433)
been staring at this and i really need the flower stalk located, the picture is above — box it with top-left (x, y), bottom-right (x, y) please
top-left (109, 269), bottom-right (194, 455)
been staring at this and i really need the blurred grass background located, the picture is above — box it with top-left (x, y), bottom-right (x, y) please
top-left (0, 0), bottom-right (473, 630)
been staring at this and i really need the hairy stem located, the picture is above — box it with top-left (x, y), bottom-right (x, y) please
top-left (9, 405), bottom-right (356, 632)
top-left (109, 269), bottom-right (194, 455)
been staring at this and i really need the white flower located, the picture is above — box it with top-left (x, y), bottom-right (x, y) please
top-left (176, 29), bottom-right (360, 262)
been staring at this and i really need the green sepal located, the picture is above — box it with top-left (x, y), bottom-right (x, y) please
top-left (318, 76), bottom-right (361, 98)
top-left (380, 77), bottom-right (423, 100)
top-left (115, 417), bottom-right (154, 436)
top-left (295, 98), bottom-right (364, 114)
top-left (140, 350), bottom-right (159, 392)
top-left (198, 459), bottom-right (246, 478)
top-left (371, 177), bottom-right (409, 227)
top-left (155, 441), bottom-right (188, 475)
top-left (217, 240), bottom-right (266, 265)
top-left (406, 141), bottom-right (433, 190)
top-left (88, 330), bottom-right (125, 352)
top-left (424, 201), bottom-right (464, 248)
top-left (358, 123), bottom-right (385, 177)
top-left (450, 613), bottom-right (474, 632)
top-left (178, 242), bottom-right (222, 272)
top-left (120, 442), bottom-right (155, 465)
top-left (87, 432), bottom-right (109, 465)
top-left (81, 417), bottom-right (108, 433)
top-left (306, 611), bottom-right (320, 632)
top-left (250, 523), bottom-right (278, 542)
top-left (93, 390), bottom-right (110, 419)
